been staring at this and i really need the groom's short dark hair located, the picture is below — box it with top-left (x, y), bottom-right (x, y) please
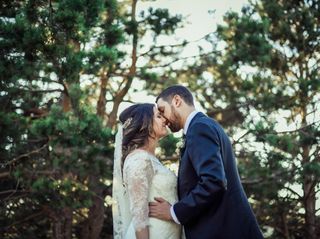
top-left (156, 85), bottom-right (194, 106)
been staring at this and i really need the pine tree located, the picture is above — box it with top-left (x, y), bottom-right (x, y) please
top-left (0, 1), bottom-right (114, 238)
top-left (0, 0), bottom-right (187, 237)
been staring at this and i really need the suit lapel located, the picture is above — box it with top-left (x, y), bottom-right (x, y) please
top-left (177, 112), bottom-right (205, 198)
top-left (185, 112), bottom-right (204, 138)
top-left (179, 112), bottom-right (204, 156)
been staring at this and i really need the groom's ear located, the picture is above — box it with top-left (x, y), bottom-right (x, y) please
top-left (172, 95), bottom-right (182, 107)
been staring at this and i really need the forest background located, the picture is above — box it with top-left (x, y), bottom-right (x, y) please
top-left (0, 0), bottom-right (319, 238)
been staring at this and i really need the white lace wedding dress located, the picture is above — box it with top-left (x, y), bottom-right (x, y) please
top-left (121, 149), bottom-right (181, 239)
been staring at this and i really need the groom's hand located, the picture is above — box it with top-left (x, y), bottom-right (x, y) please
top-left (149, 197), bottom-right (173, 221)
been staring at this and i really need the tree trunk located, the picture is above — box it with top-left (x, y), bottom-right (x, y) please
top-left (303, 146), bottom-right (316, 239)
top-left (106, 0), bottom-right (138, 129)
top-left (61, 91), bottom-right (72, 112)
top-left (63, 207), bottom-right (73, 239)
top-left (301, 106), bottom-right (316, 239)
top-left (80, 175), bottom-right (105, 239)
top-left (88, 192), bottom-right (105, 239)
top-left (97, 70), bottom-right (109, 117)
top-left (53, 219), bottom-right (63, 239)
top-left (107, 87), bottom-right (130, 128)
top-left (52, 207), bottom-right (72, 239)
top-left (281, 212), bottom-right (290, 239)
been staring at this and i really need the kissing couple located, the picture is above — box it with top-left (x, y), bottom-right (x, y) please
top-left (112, 85), bottom-right (263, 239)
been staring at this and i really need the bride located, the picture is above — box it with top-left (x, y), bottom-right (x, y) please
top-left (112, 103), bottom-right (181, 239)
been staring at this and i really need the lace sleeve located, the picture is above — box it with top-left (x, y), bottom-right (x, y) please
top-left (123, 152), bottom-right (154, 231)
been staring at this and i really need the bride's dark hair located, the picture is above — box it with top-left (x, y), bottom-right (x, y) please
top-left (119, 103), bottom-right (155, 168)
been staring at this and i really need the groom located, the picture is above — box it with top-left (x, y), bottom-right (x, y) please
top-left (149, 85), bottom-right (263, 239)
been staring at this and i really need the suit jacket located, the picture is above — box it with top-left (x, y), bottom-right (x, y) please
top-left (173, 112), bottom-right (263, 239)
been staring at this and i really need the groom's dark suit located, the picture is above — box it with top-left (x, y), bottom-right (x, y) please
top-left (174, 112), bottom-right (263, 239)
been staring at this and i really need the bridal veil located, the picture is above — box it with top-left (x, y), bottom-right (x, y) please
top-left (112, 124), bottom-right (131, 238)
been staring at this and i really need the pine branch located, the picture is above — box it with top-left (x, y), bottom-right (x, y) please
top-left (159, 155), bottom-right (180, 163)
top-left (0, 172), bottom-right (10, 179)
top-left (138, 42), bottom-right (185, 58)
top-left (232, 130), bottom-right (251, 145)
top-left (3, 210), bottom-right (43, 230)
top-left (305, 180), bottom-right (319, 200)
top-left (138, 32), bottom-right (215, 57)
top-left (106, 99), bottom-right (135, 105)
top-left (0, 189), bottom-right (28, 196)
top-left (276, 119), bottom-right (320, 134)
top-left (142, 51), bottom-right (219, 69)
top-left (241, 170), bottom-right (291, 186)
top-left (241, 178), bottom-right (264, 185)
top-left (283, 186), bottom-right (303, 199)
top-left (1, 178), bottom-right (22, 201)
top-left (22, 89), bottom-right (64, 93)
top-left (5, 144), bottom-right (48, 166)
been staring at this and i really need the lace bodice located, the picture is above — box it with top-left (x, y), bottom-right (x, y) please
top-left (123, 149), bottom-right (179, 234)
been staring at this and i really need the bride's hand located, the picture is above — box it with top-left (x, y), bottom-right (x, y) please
top-left (149, 197), bottom-right (173, 221)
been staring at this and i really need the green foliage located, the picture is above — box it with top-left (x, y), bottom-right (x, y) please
top-left (159, 134), bottom-right (180, 157)
top-left (1, 104), bottom-right (114, 238)
top-left (143, 8), bottom-right (182, 35)
top-left (0, 0), bottom-right (186, 237)
top-left (217, 11), bottom-right (272, 67)
top-left (0, 0), bottom-right (115, 238)
top-left (140, 67), bottom-right (160, 82)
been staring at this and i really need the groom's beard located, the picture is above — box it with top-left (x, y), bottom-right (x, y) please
top-left (167, 107), bottom-right (181, 133)
top-left (168, 123), bottom-right (180, 132)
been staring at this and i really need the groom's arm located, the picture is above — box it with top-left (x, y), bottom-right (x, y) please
top-left (173, 121), bottom-right (227, 225)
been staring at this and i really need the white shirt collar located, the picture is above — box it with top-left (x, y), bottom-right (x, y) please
top-left (183, 110), bottom-right (199, 135)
